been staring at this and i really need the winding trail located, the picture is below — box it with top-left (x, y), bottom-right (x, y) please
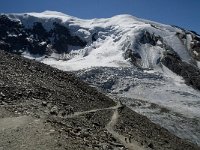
top-left (65, 102), bottom-right (121, 118)
top-left (65, 102), bottom-right (144, 150)
top-left (106, 105), bottom-right (144, 150)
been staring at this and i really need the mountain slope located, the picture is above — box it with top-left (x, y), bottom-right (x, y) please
top-left (1, 50), bottom-right (199, 149)
top-left (0, 11), bottom-right (200, 145)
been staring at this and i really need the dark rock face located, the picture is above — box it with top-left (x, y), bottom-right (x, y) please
top-left (176, 32), bottom-right (186, 40)
top-left (0, 15), bottom-right (27, 54)
top-left (92, 33), bottom-right (98, 42)
top-left (190, 34), bottom-right (200, 61)
top-left (139, 30), bottom-right (160, 46)
top-left (161, 50), bottom-right (200, 90)
top-left (139, 30), bottom-right (173, 51)
top-left (31, 22), bottom-right (49, 40)
top-left (0, 15), bottom-right (87, 56)
top-left (51, 22), bottom-right (86, 54)
top-left (124, 49), bottom-right (142, 67)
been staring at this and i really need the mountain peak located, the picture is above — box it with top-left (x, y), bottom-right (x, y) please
top-left (27, 10), bottom-right (76, 19)
top-left (41, 10), bottom-right (69, 16)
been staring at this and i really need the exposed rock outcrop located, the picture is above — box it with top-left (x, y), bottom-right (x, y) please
top-left (0, 15), bottom-right (87, 56)
top-left (161, 50), bottom-right (200, 90)
top-left (139, 30), bottom-right (160, 46)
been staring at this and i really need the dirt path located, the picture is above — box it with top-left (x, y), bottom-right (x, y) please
top-left (106, 104), bottom-right (144, 150)
top-left (65, 102), bottom-right (121, 118)
top-left (65, 102), bottom-right (144, 150)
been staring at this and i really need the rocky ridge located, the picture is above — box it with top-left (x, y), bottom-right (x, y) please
top-left (0, 14), bottom-right (86, 55)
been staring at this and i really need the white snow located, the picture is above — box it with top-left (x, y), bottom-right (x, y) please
top-left (39, 41), bottom-right (46, 46)
top-left (164, 34), bottom-right (191, 63)
top-left (194, 51), bottom-right (199, 56)
top-left (8, 34), bottom-right (18, 37)
top-left (197, 61), bottom-right (200, 68)
top-left (119, 66), bottom-right (200, 118)
top-left (186, 34), bottom-right (193, 50)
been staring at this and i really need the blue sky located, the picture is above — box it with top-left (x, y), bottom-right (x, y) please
top-left (0, 0), bottom-right (200, 34)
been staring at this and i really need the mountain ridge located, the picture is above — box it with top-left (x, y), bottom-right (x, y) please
top-left (1, 11), bottom-right (200, 90)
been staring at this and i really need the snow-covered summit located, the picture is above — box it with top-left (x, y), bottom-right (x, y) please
top-left (1, 11), bottom-right (199, 85)
top-left (5, 11), bottom-right (199, 69)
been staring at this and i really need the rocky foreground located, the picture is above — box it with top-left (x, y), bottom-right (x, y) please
top-left (0, 50), bottom-right (199, 150)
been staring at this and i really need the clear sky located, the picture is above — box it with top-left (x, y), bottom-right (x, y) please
top-left (0, 0), bottom-right (200, 34)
